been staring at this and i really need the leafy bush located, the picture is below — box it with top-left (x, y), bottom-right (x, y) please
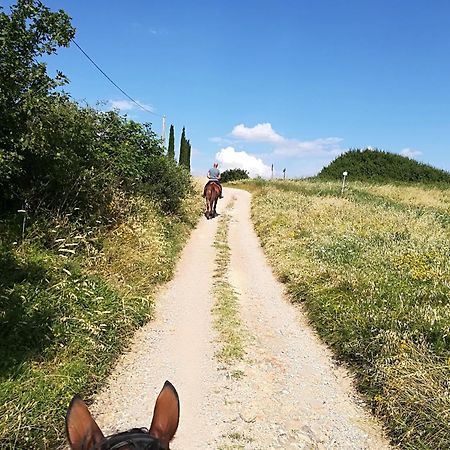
top-left (1, 94), bottom-right (184, 216)
top-left (221, 168), bottom-right (249, 183)
top-left (318, 149), bottom-right (450, 184)
top-left (141, 156), bottom-right (193, 214)
top-left (1, 2), bottom-right (192, 218)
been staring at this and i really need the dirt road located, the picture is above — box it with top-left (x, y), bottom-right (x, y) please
top-left (90, 188), bottom-right (390, 449)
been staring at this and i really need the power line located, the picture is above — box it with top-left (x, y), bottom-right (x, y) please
top-left (71, 39), bottom-right (162, 117)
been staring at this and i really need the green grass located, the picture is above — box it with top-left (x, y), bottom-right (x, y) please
top-left (245, 179), bottom-right (450, 450)
top-left (212, 200), bottom-right (246, 365)
top-left (218, 430), bottom-right (253, 449)
top-left (0, 193), bottom-right (202, 449)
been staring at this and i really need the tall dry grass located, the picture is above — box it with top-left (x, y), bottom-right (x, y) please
top-left (0, 191), bottom-right (202, 449)
top-left (249, 180), bottom-right (450, 449)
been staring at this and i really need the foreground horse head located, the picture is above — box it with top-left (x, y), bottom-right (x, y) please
top-left (66, 381), bottom-right (179, 450)
top-left (204, 181), bottom-right (220, 219)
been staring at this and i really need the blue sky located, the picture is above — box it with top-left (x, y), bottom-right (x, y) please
top-left (10, 0), bottom-right (450, 177)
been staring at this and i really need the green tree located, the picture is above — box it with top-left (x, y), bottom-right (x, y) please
top-left (179, 127), bottom-right (187, 167)
top-left (167, 124), bottom-right (175, 160)
top-left (178, 127), bottom-right (192, 171)
top-left (221, 168), bottom-right (249, 183)
top-left (0, 1), bottom-right (193, 216)
top-left (0, 0), bottom-right (75, 193)
top-left (186, 139), bottom-right (191, 172)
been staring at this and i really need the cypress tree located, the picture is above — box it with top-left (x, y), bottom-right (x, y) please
top-left (186, 139), bottom-right (191, 172)
top-left (179, 127), bottom-right (186, 166)
top-left (178, 127), bottom-right (192, 172)
top-left (167, 124), bottom-right (175, 159)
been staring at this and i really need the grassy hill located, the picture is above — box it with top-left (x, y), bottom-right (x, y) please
top-left (317, 149), bottom-right (450, 183)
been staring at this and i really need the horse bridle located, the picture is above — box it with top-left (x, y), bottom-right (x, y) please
top-left (90, 428), bottom-right (167, 450)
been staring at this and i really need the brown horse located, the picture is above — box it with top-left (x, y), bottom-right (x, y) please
top-left (204, 181), bottom-right (220, 219)
top-left (66, 381), bottom-right (179, 450)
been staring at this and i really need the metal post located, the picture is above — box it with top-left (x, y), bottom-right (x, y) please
top-left (341, 171), bottom-right (348, 194)
top-left (18, 209), bottom-right (26, 240)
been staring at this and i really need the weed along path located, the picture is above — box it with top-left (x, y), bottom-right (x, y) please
top-left (88, 187), bottom-right (391, 449)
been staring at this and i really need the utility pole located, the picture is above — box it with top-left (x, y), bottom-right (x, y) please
top-left (161, 115), bottom-right (166, 148)
top-left (271, 164), bottom-right (274, 179)
top-left (283, 168), bottom-right (286, 180)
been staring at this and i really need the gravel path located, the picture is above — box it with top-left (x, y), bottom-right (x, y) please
top-left (89, 188), bottom-right (391, 449)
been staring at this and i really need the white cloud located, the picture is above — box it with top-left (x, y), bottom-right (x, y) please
top-left (225, 122), bottom-right (345, 157)
top-left (209, 123), bottom-right (348, 177)
top-left (273, 137), bottom-right (344, 157)
top-left (109, 99), bottom-right (155, 112)
top-left (231, 123), bottom-right (284, 143)
top-left (216, 146), bottom-right (272, 178)
top-left (400, 148), bottom-right (422, 158)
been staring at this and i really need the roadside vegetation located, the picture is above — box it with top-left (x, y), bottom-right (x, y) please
top-left (238, 178), bottom-right (450, 449)
top-left (1, 2), bottom-right (202, 448)
top-left (212, 199), bottom-right (246, 365)
top-left (318, 148), bottom-right (450, 183)
top-left (221, 168), bottom-right (249, 183)
top-left (0, 193), bottom-right (201, 449)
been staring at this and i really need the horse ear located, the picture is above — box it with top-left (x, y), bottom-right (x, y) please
top-left (149, 381), bottom-right (180, 447)
top-left (66, 395), bottom-right (105, 450)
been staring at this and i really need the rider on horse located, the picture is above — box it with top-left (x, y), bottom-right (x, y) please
top-left (203, 162), bottom-right (223, 198)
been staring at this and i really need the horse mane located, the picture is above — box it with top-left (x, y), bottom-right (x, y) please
top-left (95, 428), bottom-right (162, 449)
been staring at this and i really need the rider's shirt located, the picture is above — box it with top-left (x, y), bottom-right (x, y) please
top-left (208, 167), bottom-right (220, 181)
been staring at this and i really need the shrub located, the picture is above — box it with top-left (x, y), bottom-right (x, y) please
top-left (1, 2), bottom-right (192, 218)
top-left (221, 168), bottom-right (249, 183)
top-left (142, 156), bottom-right (193, 214)
top-left (1, 94), bottom-right (192, 217)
